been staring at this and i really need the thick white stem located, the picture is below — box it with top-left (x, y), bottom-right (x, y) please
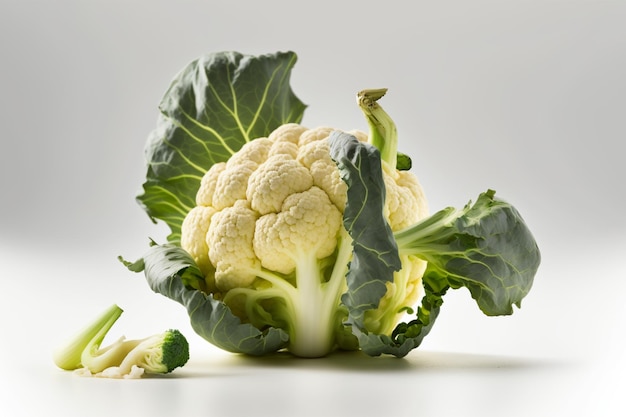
top-left (287, 255), bottom-right (335, 357)
top-left (287, 234), bottom-right (352, 357)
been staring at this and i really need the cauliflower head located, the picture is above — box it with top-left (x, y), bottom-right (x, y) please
top-left (180, 123), bottom-right (428, 356)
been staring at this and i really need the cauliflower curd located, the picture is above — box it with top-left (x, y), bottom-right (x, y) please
top-left (179, 123), bottom-right (428, 357)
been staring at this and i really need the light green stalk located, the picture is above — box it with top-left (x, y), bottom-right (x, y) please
top-left (53, 304), bottom-right (123, 370)
top-left (358, 88), bottom-right (398, 170)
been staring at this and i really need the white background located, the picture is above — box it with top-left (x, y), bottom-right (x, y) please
top-left (1, 1), bottom-right (624, 416)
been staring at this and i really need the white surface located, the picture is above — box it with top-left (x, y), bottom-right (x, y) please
top-left (2, 240), bottom-right (625, 417)
top-left (1, 1), bottom-right (625, 416)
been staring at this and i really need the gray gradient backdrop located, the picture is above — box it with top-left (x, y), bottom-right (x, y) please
top-left (2, 0), bottom-right (624, 255)
top-left (1, 1), bottom-right (625, 415)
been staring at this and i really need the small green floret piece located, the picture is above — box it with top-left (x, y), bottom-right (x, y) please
top-left (132, 329), bottom-right (190, 374)
top-left (53, 304), bottom-right (190, 377)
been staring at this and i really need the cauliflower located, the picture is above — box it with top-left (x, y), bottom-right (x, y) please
top-left (180, 123), bottom-right (428, 357)
top-left (128, 52), bottom-right (540, 359)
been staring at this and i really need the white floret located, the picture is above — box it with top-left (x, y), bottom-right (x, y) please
top-left (207, 200), bottom-right (261, 290)
top-left (227, 137), bottom-right (273, 167)
top-left (298, 126), bottom-right (335, 146)
top-left (268, 123), bottom-right (308, 143)
top-left (253, 186), bottom-right (342, 274)
top-left (297, 138), bottom-right (347, 210)
top-left (196, 162), bottom-right (226, 206)
top-left (212, 159), bottom-right (258, 210)
top-left (181, 205), bottom-right (218, 278)
top-left (247, 154), bottom-right (314, 215)
top-left (383, 165), bottom-right (429, 230)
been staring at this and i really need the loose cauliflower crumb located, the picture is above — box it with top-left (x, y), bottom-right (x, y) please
top-left (73, 365), bottom-right (145, 379)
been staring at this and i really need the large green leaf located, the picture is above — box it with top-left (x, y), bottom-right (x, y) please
top-left (329, 132), bottom-right (541, 357)
top-left (121, 244), bottom-right (289, 355)
top-left (328, 131), bottom-right (415, 357)
top-left (395, 190), bottom-right (541, 316)
top-left (138, 51), bottom-right (306, 242)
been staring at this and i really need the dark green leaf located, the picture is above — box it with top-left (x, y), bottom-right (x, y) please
top-left (397, 190), bottom-right (541, 316)
top-left (138, 51), bottom-right (307, 242)
top-left (329, 132), bottom-right (541, 357)
top-left (329, 131), bottom-right (423, 357)
top-left (122, 244), bottom-right (289, 355)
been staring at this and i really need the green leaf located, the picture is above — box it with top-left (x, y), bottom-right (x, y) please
top-left (138, 51), bottom-right (307, 242)
top-left (396, 151), bottom-right (412, 171)
top-left (329, 131), bottom-right (416, 357)
top-left (122, 244), bottom-right (289, 355)
top-left (396, 190), bottom-right (541, 316)
top-left (328, 131), bottom-right (401, 306)
top-left (329, 132), bottom-right (541, 358)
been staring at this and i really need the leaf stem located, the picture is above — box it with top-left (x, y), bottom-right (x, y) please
top-left (357, 88), bottom-right (398, 170)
